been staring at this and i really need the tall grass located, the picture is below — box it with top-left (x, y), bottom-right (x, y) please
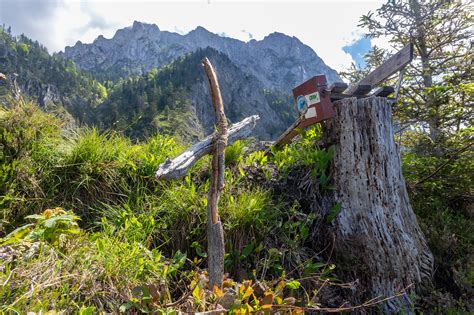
top-left (1, 99), bottom-right (181, 231)
top-left (1, 99), bottom-right (333, 312)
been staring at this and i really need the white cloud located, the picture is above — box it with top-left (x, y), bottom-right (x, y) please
top-left (2, 0), bottom-right (386, 72)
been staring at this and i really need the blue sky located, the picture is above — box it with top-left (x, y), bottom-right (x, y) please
top-left (0, 0), bottom-right (384, 72)
top-left (343, 37), bottom-right (372, 68)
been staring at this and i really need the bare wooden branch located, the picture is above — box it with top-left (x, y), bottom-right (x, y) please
top-left (155, 115), bottom-right (259, 180)
top-left (271, 115), bottom-right (305, 148)
top-left (202, 57), bottom-right (226, 289)
top-left (415, 142), bottom-right (473, 186)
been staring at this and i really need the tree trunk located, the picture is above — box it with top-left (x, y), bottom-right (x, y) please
top-left (322, 97), bottom-right (433, 312)
top-left (202, 57), bottom-right (226, 289)
top-left (410, 0), bottom-right (441, 147)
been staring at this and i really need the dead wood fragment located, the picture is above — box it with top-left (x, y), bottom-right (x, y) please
top-left (202, 57), bottom-right (226, 289)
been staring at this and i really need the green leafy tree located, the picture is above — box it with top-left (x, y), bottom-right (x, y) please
top-left (17, 42), bottom-right (29, 55)
top-left (95, 81), bottom-right (108, 99)
top-left (348, 0), bottom-right (473, 149)
top-left (343, 1), bottom-right (473, 311)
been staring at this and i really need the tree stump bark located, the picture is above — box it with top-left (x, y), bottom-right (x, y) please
top-left (322, 97), bottom-right (433, 312)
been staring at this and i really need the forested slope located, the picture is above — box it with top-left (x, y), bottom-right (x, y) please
top-left (1, 29), bottom-right (296, 141)
top-left (0, 29), bottom-right (105, 118)
top-left (88, 47), bottom-right (296, 141)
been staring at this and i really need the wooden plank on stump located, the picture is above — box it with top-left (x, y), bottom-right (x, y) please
top-left (329, 82), bottom-right (348, 93)
top-left (352, 84), bottom-right (372, 96)
top-left (345, 43), bottom-right (413, 95)
top-left (330, 93), bottom-right (349, 102)
top-left (373, 86), bottom-right (395, 97)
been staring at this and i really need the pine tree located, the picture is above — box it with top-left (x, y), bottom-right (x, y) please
top-left (354, 0), bottom-right (472, 151)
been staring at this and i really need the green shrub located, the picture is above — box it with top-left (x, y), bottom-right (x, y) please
top-left (1, 207), bottom-right (80, 249)
top-left (401, 129), bottom-right (473, 311)
top-left (0, 210), bottom-right (186, 313)
top-left (17, 42), bottom-right (29, 55)
top-left (0, 99), bottom-right (180, 230)
top-left (0, 99), bottom-right (61, 228)
top-left (0, 99), bottom-right (335, 312)
top-left (245, 150), bottom-right (268, 167)
top-left (269, 126), bottom-right (333, 176)
top-left (225, 139), bottom-right (245, 166)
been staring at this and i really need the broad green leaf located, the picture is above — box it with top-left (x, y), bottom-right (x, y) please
top-left (240, 243), bottom-right (254, 260)
top-left (172, 250), bottom-right (186, 267)
top-left (1, 224), bottom-right (34, 244)
top-left (285, 280), bottom-right (301, 290)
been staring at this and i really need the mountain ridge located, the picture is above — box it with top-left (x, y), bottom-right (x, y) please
top-left (1, 24), bottom-right (339, 141)
top-left (62, 21), bottom-right (340, 88)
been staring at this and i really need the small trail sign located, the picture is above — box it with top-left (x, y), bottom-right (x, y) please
top-left (273, 75), bottom-right (335, 147)
top-left (292, 75), bottom-right (335, 126)
top-left (272, 43), bottom-right (413, 148)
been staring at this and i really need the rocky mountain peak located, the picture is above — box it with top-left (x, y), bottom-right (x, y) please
top-left (264, 32), bottom-right (291, 41)
top-left (131, 20), bottom-right (160, 32)
top-left (93, 34), bottom-right (106, 44)
top-left (62, 21), bottom-right (340, 88)
top-left (191, 26), bottom-right (211, 34)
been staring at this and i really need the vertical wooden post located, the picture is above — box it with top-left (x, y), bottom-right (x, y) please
top-left (202, 57), bottom-right (227, 289)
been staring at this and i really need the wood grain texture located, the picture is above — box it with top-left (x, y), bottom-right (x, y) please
top-left (322, 96), bottom-right (433, 312)
top-left (373, 85), bottom-right (395, 97)
top-left (202, 57), bottom-right (226, 289)
top-left (272, 115), bottom-right (304, 147)
top-left (329, 82), bottom-right (348, 93)
top-left (155, 115), bottom-right (259, 180)
top-left (345, 43), bottom-right (413, 95)
top-left (351, 84), bottom-right (372, 95)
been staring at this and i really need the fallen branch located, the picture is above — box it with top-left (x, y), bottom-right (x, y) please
top-left (163, 280), bottom-right (200, 308)
top-left (155, 115), bottom-right (259, 180)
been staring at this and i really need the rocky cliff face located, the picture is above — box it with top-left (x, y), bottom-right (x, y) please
top-left (63, 21), bottom-right (340, 89)
top-left (185, 49), bottom-right (293, 139)
top-left (90, 48), bottom-right (296, 141)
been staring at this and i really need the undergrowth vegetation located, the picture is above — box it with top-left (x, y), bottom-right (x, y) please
top-left (0, 98), bottom-right (339, 313)
top-left (1, 98), bottom-right (472, 313)
top-left (401, 130), bottom-right (473, 311)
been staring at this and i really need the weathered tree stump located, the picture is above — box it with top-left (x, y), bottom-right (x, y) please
top-left (321, 97), bottom-right (433, 312)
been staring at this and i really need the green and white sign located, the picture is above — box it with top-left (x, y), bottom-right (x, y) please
top-left (305, 91), bottom-right (320, 105)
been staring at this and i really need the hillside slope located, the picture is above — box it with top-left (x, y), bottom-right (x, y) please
top-left (1, 28), bottom-right (297, 141)
top-left (0, 30), bottom-right (105, 123)
top-left (90, 47), bottom-right (296, 140)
